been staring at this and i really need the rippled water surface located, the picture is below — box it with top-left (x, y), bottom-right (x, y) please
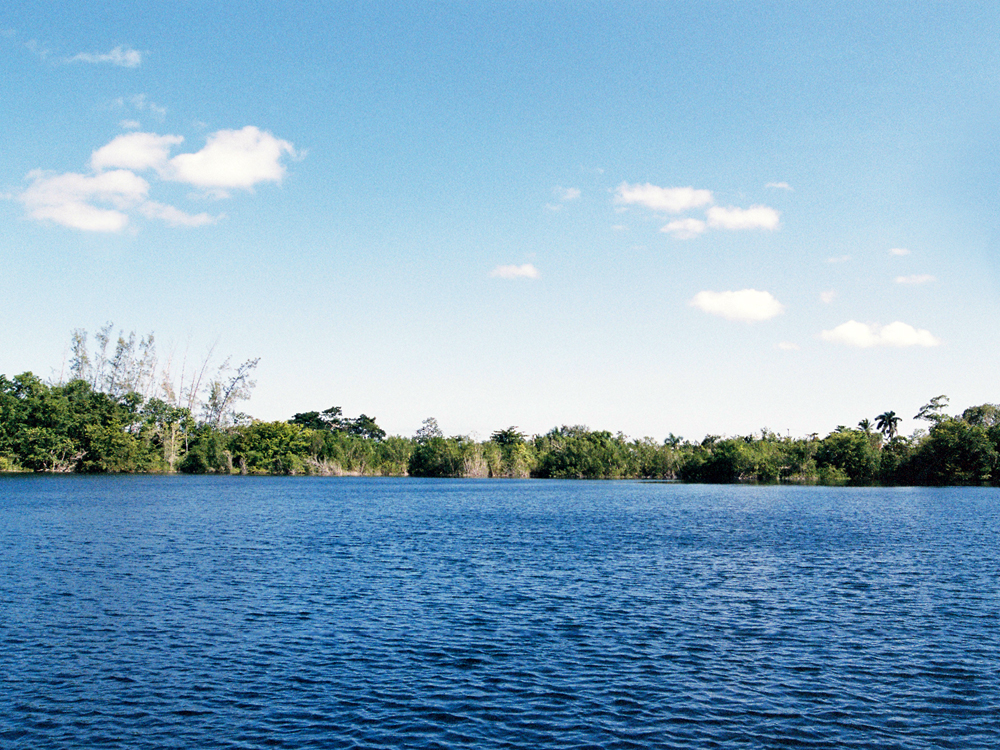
top-left (1, 477), bottom-right (998, 748)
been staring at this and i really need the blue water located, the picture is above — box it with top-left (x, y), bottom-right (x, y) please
top-left (1, 477), bottom-right (998, 748)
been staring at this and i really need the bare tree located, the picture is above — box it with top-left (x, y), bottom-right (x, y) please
top-left (203, 358), bottom-right (260, 428)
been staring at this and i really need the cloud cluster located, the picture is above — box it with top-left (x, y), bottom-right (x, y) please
top-left (19, 126), bottom-right (298, 232)
top-left (820, 321), bottom-right (941, 348)
top-left (490, 263), bottom-right (540, 280)
top-left (690, 289), bottom-right (785, 322)
top-left (614, 182), bottom-right (781, 239)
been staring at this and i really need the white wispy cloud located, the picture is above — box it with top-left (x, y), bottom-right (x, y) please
top-left (490, 263), bottom-right (540, 280)
top-left (888, 247), bottom-right (911, 256)
top-left (111, 94), bottom-right (167, 120)
top-left (706, 205), bottom-right (781, 231)
top-left (138, 201), bottom-right (220, 227)
top-left (553, 186), bottom-right (580, 202)
top-left (68, 45), bottom-right (142, 68)
top-left (25, 39), bottom-right (51, 61)
top-left (777, 341), bottom-right (800, 350)
top-left (661, 218), bottom-right (706, 239)
top-left (895, 274), bottom-right (935, 285)
top-left (614, 183), bottom-right (714, 213)
top-left (20, 169), bottom-right (149, 232)
top-left (820, 290), bottom-right (836, 304)
top-left (120, 119), bottom-right (142, 130)
top-left (826, 255), bottom-right (851, 263)
top-left (820, 321), bottom-right (941, 348)
top-left (766, 182), bottom-right (792, 190)
top-left (19, 126), bottom-right (298, 232)
top-left (690, 289), bottom-right (785, 322)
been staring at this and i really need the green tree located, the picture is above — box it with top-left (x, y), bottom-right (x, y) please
top-left (910, 419), bottom-right (997, 486)
top-left (816, 429), bottom-right (880, 485)
top-left (876, 411), bottom-right (901, 440)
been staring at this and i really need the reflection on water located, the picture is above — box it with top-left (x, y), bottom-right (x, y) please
top-left (1, 476), bottom-right (998, 748)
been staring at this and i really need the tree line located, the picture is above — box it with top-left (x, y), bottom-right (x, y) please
top-left (2, 327), bottom-right (1000, 485)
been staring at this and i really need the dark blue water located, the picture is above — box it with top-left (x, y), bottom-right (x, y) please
top-left (1, 477), bottom-right (998, 748)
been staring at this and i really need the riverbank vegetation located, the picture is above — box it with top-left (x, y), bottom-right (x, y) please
top-left (2, 327), bottom-right (999, 485)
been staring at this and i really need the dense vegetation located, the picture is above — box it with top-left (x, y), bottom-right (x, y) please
top-left (2, 328), bottom-right (1000, 485)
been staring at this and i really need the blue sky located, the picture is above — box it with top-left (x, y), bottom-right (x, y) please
top-left (2, 2), bottom-right (998, 441)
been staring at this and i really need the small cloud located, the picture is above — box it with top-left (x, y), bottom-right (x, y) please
top-left (20, 168), bottom-right (149, 232)
top-left (706, 205), bottom-right (781, 231)
top-left (90, 132), bottom-right (184, 173)
top-left (119, 119), bottom-right (142, 130)
top-left (888, 247), bottom-right (910, 256)
top-left (138, 201), bottom-right (220, 227)
top-left (826, 255), bottom-right (851, 263)
top-left (113, 94), bottom-right (166, 120)
top-left (544, 203), bottom-right (563, 212)
top-left (490, 263), bottom-right (540, 280)
top-left (611, 224), bottom-right (626, 231)
top-left (165, 126), bottom-right (297, 190)
top-left (25, 39), bottom-right (51, 61)
top-left (661, 218), bottom-right (706, 239)
top-left (820, 320), bottom-right (941, 348)
top-left (581, 166), bottom-right (605, 175)
top-left (553, 186), bottom-right (580, 202)
top-left (614, 182), bottom-right (713, 213)
top-left (766, 182), bottom-right (793, 191)
top-left (895, 274), bottom-right (935, 285)
top-left (820, 290), bottom-right (836, 304)
top-left (690, 289), bottom-right (785, 322)
top-left (68, 45), bottom-right (142, 68)
top-left (777, 341), bottom-right (800, 350)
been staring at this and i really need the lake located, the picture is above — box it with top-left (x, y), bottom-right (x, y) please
top-left (1, 476), bottom-right (998, 748)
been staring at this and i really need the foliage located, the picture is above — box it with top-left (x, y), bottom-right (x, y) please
top-left (5, 359), bottom-right (1000, 487)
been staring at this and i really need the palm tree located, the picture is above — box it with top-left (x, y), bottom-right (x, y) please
top-left (876, 411), bottom-right (901, 440)
top-left (858, 419), bottom-right (873, 433)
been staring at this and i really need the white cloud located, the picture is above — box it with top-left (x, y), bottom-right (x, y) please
top-left (614, 183), bottom-right (713, 213)
top-left (766, 182), bottom-right (792, 190)
top-left (139, 201), bottom-right (220, 227)
top-left (91, 132), bottom-right (184, 173)
top-left (165, 126), bottom-right (297, 191)
top-left (553, 186), bottom-right (580, 202)
top-left (20, 126), bottom-right (299, 233)
top-left (25, 39), bottom-right (51, 60)
top-left (820, 290), bottom-right (836, 304)
top-left (777, 341), bottom-right (800, 350)
top-left (490, 263), bottom-right (540, 279)
top-left (706, 205), bottom-right (781, 231)
top-left (661, 218), bottom-right (706, 239)
top-left (896, 274), bottom-right (935, 285)
top-left (888, 247), bottom-right (911, 256)
top-left (111, 94), bottom-right (166, 120)
top-left (20, 169), bottom-right (149, 232)
top-left (820, 320), bottom-right (941, 348)
top-left (69, 45), bottom-right (142, 68)
top-left (826, 255), bottom-right (851, 263)
top-left (120, 119), bottom-right (142, 130)
top-left (690, 289), bottom-right (785, 322)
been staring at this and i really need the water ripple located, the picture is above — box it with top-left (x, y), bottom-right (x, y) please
top-left (1, 477), bottom-right (998, 748)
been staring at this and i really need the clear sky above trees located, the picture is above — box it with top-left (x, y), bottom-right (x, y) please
top-left (1, 2), bottom-right (998, 441)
